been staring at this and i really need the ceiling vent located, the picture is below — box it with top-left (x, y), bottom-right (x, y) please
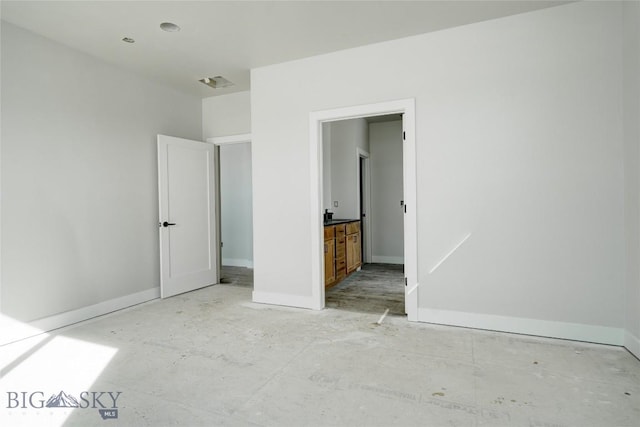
top-left (199, 76), bottom-right (234, 89)
top-left (160, 22), bottom-right (180, 32)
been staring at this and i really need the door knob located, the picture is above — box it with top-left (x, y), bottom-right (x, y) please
top-left (162, 221), bottom-right (176, 227)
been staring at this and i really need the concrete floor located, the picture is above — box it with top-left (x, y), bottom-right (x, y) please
top-left (1, 270), bottom-right (639, 426)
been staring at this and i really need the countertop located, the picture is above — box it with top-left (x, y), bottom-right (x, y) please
top-left (324, 218), bottom-right (359, 226)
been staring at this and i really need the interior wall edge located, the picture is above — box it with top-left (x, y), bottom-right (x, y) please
top-left (625, 330), bottom-right (640, 360)
top-left (0, 287), bottom-right (159, 346)
top-left (370, 256), bottom-right (404, 265)
top-left (418, 307), bottom-right (625, 347)
top-left (252, 291), bottom-right (319, 311)
top-left (222, 258), bottom-right (254, 269)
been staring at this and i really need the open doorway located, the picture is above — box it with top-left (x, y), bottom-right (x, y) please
top-left (358, 154), bottom-right (369, 263)
top-left (322, 115), bottom-right (405, 315)
top-left (207, 134), bottom-right (253, 288)
top-left (309, 99), bottom-right (418, 320)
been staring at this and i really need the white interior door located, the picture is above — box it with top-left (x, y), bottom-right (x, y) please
top-left (158, 134), bottom-right (217, 298)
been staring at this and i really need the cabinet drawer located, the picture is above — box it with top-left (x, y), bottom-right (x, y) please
top-left (336, 258), bottom-right (346, 271)
top-left (335, 224), bottom-right (346, 237)
top-left (336, 244), bottom-right (345, 258)
top-left (324, 226), bottom-right (335, 240)
top-left (346, 221), bottom-right (360, 235)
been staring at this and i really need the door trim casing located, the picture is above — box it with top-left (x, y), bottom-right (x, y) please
top-left (206, 133), bottom-right (252, 281)
top-left (208, 133), bottom-right (252, 146)
top-left (356, 148), bottom-right (372, 264)
top-left (309, 99), bottom-right (418, 320)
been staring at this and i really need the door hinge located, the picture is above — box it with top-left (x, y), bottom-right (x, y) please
top-left (220, 241), bottom-right (224, 248)
top-left (404, 277), bottom-right (407, 287)
top-left (403, 131), bottom-right (406, 141)
top-left (404, 204), bottom-right (407, 213)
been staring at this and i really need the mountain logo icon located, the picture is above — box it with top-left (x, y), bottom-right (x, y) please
top-left (45, 391), bottom-right (79, 408)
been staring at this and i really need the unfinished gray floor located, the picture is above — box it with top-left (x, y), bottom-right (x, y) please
top-left (221, 265), bottom-right (254, 288)
top-left (1, 278), bottom-right (639, 426)
top-left (326, 263), bottom-right (405, 315)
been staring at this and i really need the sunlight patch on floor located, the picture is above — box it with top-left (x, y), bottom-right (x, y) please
top-left (1, 333), bottom-right (118, 426)
top-left (0, 314), bottom-right (47, 346)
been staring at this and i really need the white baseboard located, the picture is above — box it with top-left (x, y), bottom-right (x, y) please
top-left (625, 330), bottom-right (640, 359)
top-left (252, 291), bottom-right (318, 310)
top-left (0, 287), bottom-right (160, 346)
top-left (417, 308), bottom-right (625, 346)
top-left (222, 258), bottom-right (254, 268)
top-left (371, 256), bottom-right (404, 265)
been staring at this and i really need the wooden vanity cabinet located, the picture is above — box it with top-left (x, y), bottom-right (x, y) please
top-left (324, 220), bottom-right (361, 288)
top-left (346, 222), bottom-right (361, 274)
top-left (334, 224), bottom-right (347, 282)
top-left (324, 226), bottom-right (335, 286)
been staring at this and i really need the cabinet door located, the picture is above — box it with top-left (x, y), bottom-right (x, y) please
top-left (353, 232), bottom-right (361, 267)
top-left (324, 238), bottom-right (336, 286)
top-left (335, 235), bottom-right (346, 280)
top-left (346, 221), bottom-right (360, 235)
top-left (346, 233), bottom-right (361, 274)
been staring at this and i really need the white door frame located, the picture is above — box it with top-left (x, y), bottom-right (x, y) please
top-left (356, 147), bottom-right (372, 264)
top-left (208, 133), bottom-right (252, 146)
top-left (206, 133), bottom-right (252, 280)
top-left (309, 99), bottom-right (418, 320)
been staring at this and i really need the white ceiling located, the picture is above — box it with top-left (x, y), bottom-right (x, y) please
top-left (1, 1), bottom-right (569, 98)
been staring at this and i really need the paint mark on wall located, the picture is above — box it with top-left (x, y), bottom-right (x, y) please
top-left (429, 233), bottom-right (471, 274)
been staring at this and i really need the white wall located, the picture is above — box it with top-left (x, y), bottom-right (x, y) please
top-left (623, 1), bottom-right (640, 357)
top-left (202, 91), bottom-right (251, 139)
top-left (220, 143), bottom-right (253, 268)
top-left (369, 121), bottom-right (403, 264)
top-left (0, 23), bottom-right (202, 326)
top-left (251, 2), bottom-right (626, 344)
top-left (325, 118), bottom-right (368, 219)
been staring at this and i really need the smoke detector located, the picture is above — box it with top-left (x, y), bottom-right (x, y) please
top-left (199, 76), bottom-right (234, 89)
